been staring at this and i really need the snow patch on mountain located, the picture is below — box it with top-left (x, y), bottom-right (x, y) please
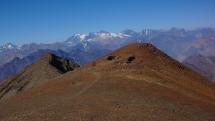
top-left (74, 34), bottom-right (87, 41)
top-left (64, 31), bottom-right (131, 49)
top-left (92, 31), bottom-right (130, 39)
top-left (0, 43), bottom-right (18, 52)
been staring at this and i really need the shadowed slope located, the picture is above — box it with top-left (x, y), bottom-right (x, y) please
top-left (0, 53), bottom-right (79, 100)
top-left (0, 43), bottom-right (215, 121)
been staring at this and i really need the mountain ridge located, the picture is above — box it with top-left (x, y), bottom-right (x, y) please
top-left (1, 27), bottom-right (215, 81)
top-left (0, 53), bottom-right (79, 100)
top-left (0, 49), bottom-right (78, 81)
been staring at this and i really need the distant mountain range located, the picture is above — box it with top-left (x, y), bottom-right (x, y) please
top-left (0, 28), bottom-right (215, 81)
top-left (183, 55), bottom-right (215, 81)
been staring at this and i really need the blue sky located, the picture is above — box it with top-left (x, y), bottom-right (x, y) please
top-left (0, 0), bottom-right (215, 45)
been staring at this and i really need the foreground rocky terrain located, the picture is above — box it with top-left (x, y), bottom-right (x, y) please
top-left (0, 43), bottom-right (215, 121)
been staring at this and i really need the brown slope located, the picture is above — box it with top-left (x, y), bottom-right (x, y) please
top-left (0, 43), bottom-right (215, 121)
top-left (0, 53), bottom-right (79, 100)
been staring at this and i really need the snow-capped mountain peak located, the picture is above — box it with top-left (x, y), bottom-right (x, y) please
top-left (0, 43), bottom-right (17, 51)
top-left (73, 34), bottom-right (87, 41)
top-left (64, 31), bottom-right (132, 50)
top-left (67, 31), bottom-right (131, 43)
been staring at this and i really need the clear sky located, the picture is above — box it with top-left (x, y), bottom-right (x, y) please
top-left (0, 0), bottom-right (215, 45)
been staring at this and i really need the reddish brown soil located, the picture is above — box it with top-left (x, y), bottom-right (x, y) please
top-left (0, 43), bottom-right (215, 121)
